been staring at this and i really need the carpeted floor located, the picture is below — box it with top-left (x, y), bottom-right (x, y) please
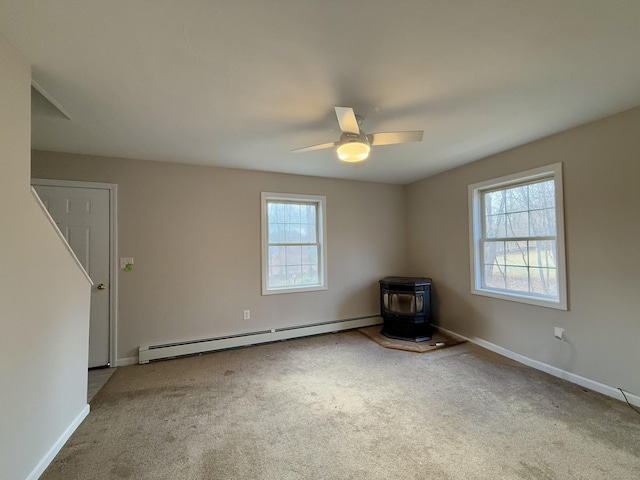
top-left (42, 330), bottom-right (640, 479)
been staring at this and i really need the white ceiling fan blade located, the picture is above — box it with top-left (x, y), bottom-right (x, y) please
top-left (291, 141), bottom-right (337, 153)
top-left (367, 130), bottom-right (424, 146)
top-left (335, 106), bottom-right (360, 134)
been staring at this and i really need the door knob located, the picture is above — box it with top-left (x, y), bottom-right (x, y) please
top-left (97, 283), bottom-right (107, 290)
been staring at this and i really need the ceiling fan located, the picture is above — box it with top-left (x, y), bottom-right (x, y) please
top-left (291, 106), bottom-right (423, 163)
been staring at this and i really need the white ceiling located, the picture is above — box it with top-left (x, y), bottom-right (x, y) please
top-left (2, 1), bottom-right (640, 184)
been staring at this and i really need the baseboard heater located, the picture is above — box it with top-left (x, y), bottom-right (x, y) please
top-left (138, 315), bottom-right (382, 364)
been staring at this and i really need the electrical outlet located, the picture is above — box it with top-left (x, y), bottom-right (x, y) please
top-left (243, 310), bottom-right (250, 320)
top-left (554, 327), bottom-right (564, 340)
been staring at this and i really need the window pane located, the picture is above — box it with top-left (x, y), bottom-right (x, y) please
top-left (505, 266), bottom-right (529, 292)
top-left (506, 185), bottom-right (528, 213)
top-left (269, 202), bottom-right (286, 223)
top-left (484, 190), bottom-right (505, 216)
top-left (485, 214), bottom-right (506, 238)
top-left (505, 212), bottom-right (529, 237)
top-left (285, 204), bottom-right (301, 223)
top-left (286, 265), bottom-right (302, 285)
top-left (268, 223), bottom-right (285, 243)
top-left (285, 245), bottom-right (301, 265)
top-left (484, 241), bottom-right (505, 266)
top-left (269, 267), bottom-right (286, 287)
top-left (299, 204), bottom-right (308, 224)
top-left (301, 245), bottom-right (318, 265)
top-left (530, 208), bottom-right (556, 236)
top-left (301, 265), bottom-right (319, 285)
top-left (505, 241), bottom-right (528, 266)
top-left (268, 246), bottom-right (285, 267)
top-left (528, 180), bottom-right (555, 209)
top-left (529, 240), bottom-right (556, 268)
top-left (300, 223), bottom-right (317, 243)
top-left (300, 204), bottom-right (316, 224)
top-left (484, 264), bottom-right (506, 290)
top-left (284, 223), bottom-right (301, 243)
top-left (529, 267), bottom-right (557, 296)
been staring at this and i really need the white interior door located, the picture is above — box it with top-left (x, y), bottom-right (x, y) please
top-left (33, 184), bottom-right (111, 368)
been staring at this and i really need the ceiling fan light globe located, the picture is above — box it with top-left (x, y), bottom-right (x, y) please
top-left (337, 140), bottom-right (370, 163)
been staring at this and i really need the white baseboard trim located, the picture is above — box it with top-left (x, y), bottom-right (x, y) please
top-left (116, 356), bottom-right (138, 367)
top-left (139, 315), bottom-right (382, 364)
top-left (436, 326), bottom-right (640, 408)
top-left (26, 404), bottom-right (90, 480)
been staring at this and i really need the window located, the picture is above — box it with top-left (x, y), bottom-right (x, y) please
top-left (468, 163), bottom-right (567, 310)
top-left (261, 192), bottom-right (327, 295)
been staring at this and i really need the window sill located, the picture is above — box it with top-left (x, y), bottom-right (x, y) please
top-left (471, 288), bottom-right (567, 311)
top-left (262, 284), bottom-right (328, 296)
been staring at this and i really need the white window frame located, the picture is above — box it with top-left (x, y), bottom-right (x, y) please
top-left (261, 192), bottom-right (328, 295)
top-left (468, 163), bottom-right (567, 310)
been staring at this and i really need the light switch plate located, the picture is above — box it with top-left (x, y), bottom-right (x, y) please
top-left (120, 257), bottom-right (134, 269)
top-left (554, 327), bottom-right (564, 340)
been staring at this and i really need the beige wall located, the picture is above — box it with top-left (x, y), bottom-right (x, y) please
top-left (0, 35), bottom-right (91, 479)
top-left (32, 153), bottom-right (407, 362)
top-left (406, 107), bottom-right (640, 396)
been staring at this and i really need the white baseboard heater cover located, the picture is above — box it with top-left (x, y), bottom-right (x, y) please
top-left (139, 315), bottom-right (381, 364)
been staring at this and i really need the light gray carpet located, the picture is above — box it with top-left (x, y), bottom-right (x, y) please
top-left (43, 331), bottom-right (640, 479)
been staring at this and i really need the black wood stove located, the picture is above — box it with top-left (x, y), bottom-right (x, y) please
top-left (379, 276), bottom-right (432, 342)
